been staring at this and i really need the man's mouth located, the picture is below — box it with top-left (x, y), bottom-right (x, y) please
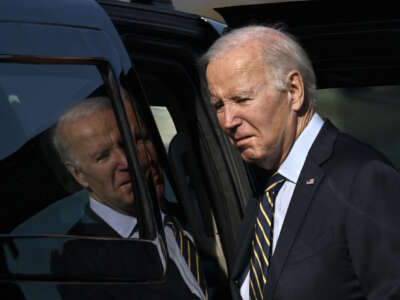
top-left (235, 136), bottom-right (253, 148)
top-left (119, 179), bottom-right (132, 188)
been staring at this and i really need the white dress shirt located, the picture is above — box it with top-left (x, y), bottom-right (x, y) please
top-left (90, 198), bottom-right (206, 300)
top-left (240, 113), bottom-right (324, 300)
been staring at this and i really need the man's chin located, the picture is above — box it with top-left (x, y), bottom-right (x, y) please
top-left (241, 150), bottom-right (270, 169)
top-left (119, 189), bottom-right (135, 208)
top-left (119, 199), bottom-right (136, 215)
top-left (241, 148), bottom-right (260, 163)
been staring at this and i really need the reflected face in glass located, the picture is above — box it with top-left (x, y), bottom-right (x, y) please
top-left (146, 134), bottom-right (164, 200)
top-left (133, 120), bottom-right (164, 201)
top-left (120, 90), bottom-right (164, 200)
top-left (63, 103), bottom-right (140, 215)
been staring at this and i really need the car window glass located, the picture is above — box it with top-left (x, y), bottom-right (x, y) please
top-left (0, 63), bottom-right (103, 160)
top-left (0, 61), bottom-right (165, 283)
top-left (316, 86), bottom-right (400, 168)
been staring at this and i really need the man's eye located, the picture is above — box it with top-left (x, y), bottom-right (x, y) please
top-left (213, 101), bottom-right (224, 111)
top-left (237, 97), bottom-right (250, 103)
top-left (96, 151), bottom-right (109, 162)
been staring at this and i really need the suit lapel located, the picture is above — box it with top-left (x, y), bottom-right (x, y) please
top-left (264, 161), bottom-right (324, 299)
top-left (264, 121), bottom-right (338, 300)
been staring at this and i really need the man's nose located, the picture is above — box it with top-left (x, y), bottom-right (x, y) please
top-left (116, 148), bottom-right (128, 169)
top-left (220, 104), bottom-right (241, 132)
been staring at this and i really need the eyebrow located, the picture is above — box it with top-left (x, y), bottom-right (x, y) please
top-left (231, 92), bottom-right (252, 100)
top-left (93, 147), bottom-right (109, 158)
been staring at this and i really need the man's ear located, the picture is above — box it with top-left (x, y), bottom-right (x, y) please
top-left (286, 70), bottom-right (305, 112)
top-left (65, 162), bottom-right (89, 189)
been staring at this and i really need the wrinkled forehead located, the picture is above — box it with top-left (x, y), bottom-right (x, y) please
top-left (61, 95), bottom-right (148, 152)
top-left (208, 41), bottom-right (266, 75)
top-left (206, 44), bottom-right (268, 96)
top-left (61, 107), bottom-right (116, 143)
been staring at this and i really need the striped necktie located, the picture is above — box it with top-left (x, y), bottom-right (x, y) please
top-left (249, 173), bottom-right (285, 300)
top-left (165, 215), bottom-right (208, 299)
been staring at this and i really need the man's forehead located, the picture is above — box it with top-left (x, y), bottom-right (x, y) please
top-left (63, 108), bottom-right (114, 139)
top-left (209, 41), bottom-right (265, 75)
top-left (207, 49), bottom-right (266, 97)
top-left (63, 98), bottom-right (145, 143)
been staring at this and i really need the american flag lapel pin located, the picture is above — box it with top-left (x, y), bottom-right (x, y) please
top-left (306, 178), bottom-right (315, 185)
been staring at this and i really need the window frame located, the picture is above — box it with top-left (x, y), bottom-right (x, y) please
top-left (0, 54), bottom-right (167, 283)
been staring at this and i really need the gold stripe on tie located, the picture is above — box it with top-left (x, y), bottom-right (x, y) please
top-left (255, 233), bottom-right (269, 266)
top-left (187, 239), bottom-right (191, 269)
top-left (196, 252), bottom-right (200, 282)
top-left (252, 244), bottom-right (266, 283)
top-left (266, 178), bottom-right (284, 206)
top-left (260, 204), bottom-right (272, 226)
top-left (250, 277), bottom-right (258, 300)
top-left (256, 218), bottom-right (271, 247)
top-left (250, 259), bottom-right (263, 298)
top-left (265, 179), bottom-right (285, 191)
top-left (266, 191), bottom-right (273, 207)
top-left (165, 216), bottom-right (208, 298)
top-left (167, 221), bottom-right (176, 236)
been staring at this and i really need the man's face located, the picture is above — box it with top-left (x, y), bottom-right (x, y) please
top-left (206, 42), bottom-right (298, 170)
top-left (63, 103), bottom-right (143, 215)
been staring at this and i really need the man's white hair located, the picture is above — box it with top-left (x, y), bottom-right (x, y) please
top-left (52, 96), bottom-right (111, 169)
top-left (200, 25), bottom-right (316, 104)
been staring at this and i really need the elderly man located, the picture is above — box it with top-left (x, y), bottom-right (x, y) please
top-left (51, 92), bottom-right (207, 300)
top-left (202, 25), bottom-right (400, 300)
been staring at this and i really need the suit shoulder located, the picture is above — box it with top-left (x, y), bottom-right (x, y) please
top-left (316, 121), bottom-right (394, 171)
top-left (311, 121), bottom-right (393, 172)
top-left (333, 131), bottom-right (392, 166)
top-left (319, 128), bottom-right (398, 192)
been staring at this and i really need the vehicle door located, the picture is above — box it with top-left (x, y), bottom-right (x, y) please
top-left (99, 1), bottom-right (254, 297)
top-left (0, 0), bottom-right (169, 299)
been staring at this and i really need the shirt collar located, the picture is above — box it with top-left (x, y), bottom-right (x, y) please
top-left (278, 113), bottom-right (324, 184)
top-left (89, 197), bottom-right (137, 238)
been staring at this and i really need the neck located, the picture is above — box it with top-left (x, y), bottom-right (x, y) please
top-left (295, 107), bottom-right (315, 140)
top-left (263, 107), bottom-right (315, 171)
top-left (90, 192), bottom-right (136, 217)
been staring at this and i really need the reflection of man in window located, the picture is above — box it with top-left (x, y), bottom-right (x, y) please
top-left (51, 91), bottom-right (207, 300)
top-left (54, 96), bottom-right (136, 217)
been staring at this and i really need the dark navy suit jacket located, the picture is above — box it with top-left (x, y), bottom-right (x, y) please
top-left (231, 121), bottom-right (400, 300)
